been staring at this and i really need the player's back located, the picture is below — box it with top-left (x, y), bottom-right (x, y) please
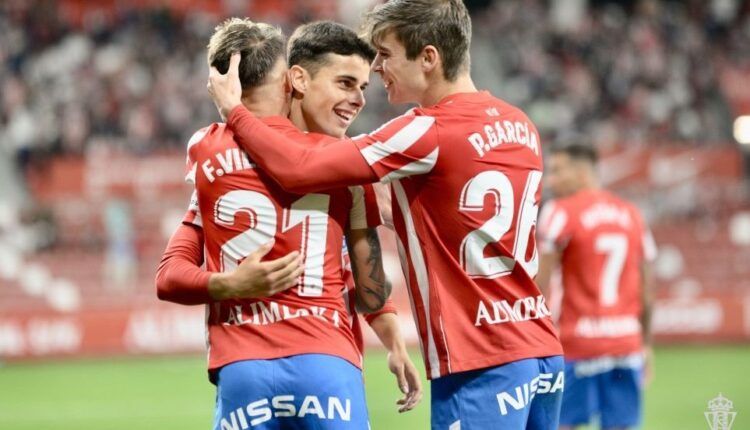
top-left (369, 91), bottom-right (562, 378)
top-left (542, 189), bottom-right (654, 359)
top-left (187, 117), bottom-right (361, 372)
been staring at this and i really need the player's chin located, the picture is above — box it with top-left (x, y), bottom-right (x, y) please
top-left (386, 88), bottom-right (406, 105)
top-left (323, 123), bottom-right (347, 138)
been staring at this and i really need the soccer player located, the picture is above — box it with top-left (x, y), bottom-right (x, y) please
top-left (536, 144), bottom-right (657, 430)
top-left (206, 1), bottom-right (564, 428)
top-left (157, 19), bottom-right (421, 428)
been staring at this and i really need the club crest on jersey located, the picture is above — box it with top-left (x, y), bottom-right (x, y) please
top-left (474, 295), bottom-right (551, 326)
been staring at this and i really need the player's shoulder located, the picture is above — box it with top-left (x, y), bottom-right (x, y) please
top-left (186, 123), bottom-right (225, 153)
top-left (358, 109), bottom-right (435, 140)
top-left (600, 190), bottom-right (641, 213)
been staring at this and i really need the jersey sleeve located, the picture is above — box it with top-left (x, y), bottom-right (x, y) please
top-left (185, 127), bottom-right (210, 185)
top-left (226, 107), bottom-right (377, 193)
top-left (183, 127), bottom-right (211, 226)
top-left (155, 221), bottom-right (212, 305)
top-left (181, 190), bottom-right (202, 227)
top-left (537, 201), bottom-right (574, 253)
top-left (363, 297), bottom-right (397, 325)
top-left (347, 184), bottom-right (383, 230)
top-left (352, 114), bottom-right (439, 183)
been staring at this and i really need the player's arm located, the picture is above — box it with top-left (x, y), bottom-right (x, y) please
top-left (641, 260), bottom-right (655, 386)
top-left (366, 311), bottom-right (423, 413)
top-left (640, 261), bottom-right (654, 345)
top-left (208, 53), bottom-right (437, 193)
top-left (345, 227), bottom-right (391, 313)
top-left (640, 218), bottom-right (658, 386)
top-left (156, 218), bottom-right (304, 304)
top-left (208, 54), bottom-right (374, 192)
top-left (230, 104), bottom-right (377, 193)
top-left (156, 223), bottom-right (212, 305)
top-left (535, 202), bottom-right (567, 298)
top-left (536, 250), bottom-right (561, 299)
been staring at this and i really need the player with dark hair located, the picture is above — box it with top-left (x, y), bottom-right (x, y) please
top-left (157, 18), bottom-right (416, 429)
top-left (537, 143), bottom-right (657, 430)
top-left (207, 1), bottom-right (564, 428)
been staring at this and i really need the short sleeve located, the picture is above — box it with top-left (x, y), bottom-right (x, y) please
top-left (348, 184), bottom-right (383, 230)
top-left (181, 191), bottom-right (202, 227)
top-left (537, 201), bottom-right (573, 253)
top-left (185, 127), bottom-right (210, 185)
top-left (364, 298), bottom-right (397, 325)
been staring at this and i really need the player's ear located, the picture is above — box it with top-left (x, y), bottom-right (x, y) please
top-left (420, 45), bottom-right (440, 75)
top-left (288, 65), bottom-right (309, 98)
top-left (282, 69), bottom-right (293, 96)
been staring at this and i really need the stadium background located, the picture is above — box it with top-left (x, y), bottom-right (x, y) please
top-left (1, 0), bottom-right (749, 428)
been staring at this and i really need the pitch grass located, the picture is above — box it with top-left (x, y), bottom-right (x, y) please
top-left (0, 345), bottom-right (747, 429)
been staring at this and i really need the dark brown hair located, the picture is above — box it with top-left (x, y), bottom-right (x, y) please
top-left (288, 21), bottom-right (376, 77)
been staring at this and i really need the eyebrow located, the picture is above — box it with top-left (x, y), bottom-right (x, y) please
top-left (337, 75), bottom-right (367, 86)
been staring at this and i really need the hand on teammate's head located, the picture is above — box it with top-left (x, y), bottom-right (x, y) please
top-left (208, 52), bottom-right (243, 121)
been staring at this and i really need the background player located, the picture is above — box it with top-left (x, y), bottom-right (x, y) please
top-left (537, 143), bottom-right (657, 430)
top-left (157, 18), bottom-right (422, 423)
top-left (206, 1), bottom-right (564, 428)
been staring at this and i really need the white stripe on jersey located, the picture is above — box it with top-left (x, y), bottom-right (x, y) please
top-left (438, 315), bottom-right (451, 374)
top-left (380, 147), bottom-right (439, 183)
top-left (392, 179), bottom-right (443, 379)
top-left (394, 233), bottom-right (428, 369)
top-left (347, 185), bottom-right (368, 230)
top-left (358, 116), bottom-right (436, 166)
top-left (543, 207), bottom-right (568, 251)
top-left (186, 190), bottom-right (203, 227)
top-left (185, 163), bottom-right (197, 185)
top-left (185, 127), bottom-right (209, 185)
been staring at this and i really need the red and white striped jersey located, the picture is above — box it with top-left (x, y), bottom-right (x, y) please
top-left (224, 92), bottom-right (563, 379)
top-left (185, 116), bottom-right (374, 372)
top-left (538, 189), bottom-right (657, 359)
top-left (351, 91), bottom-right (563, 378)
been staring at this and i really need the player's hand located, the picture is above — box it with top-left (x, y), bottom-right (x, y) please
top-left (388, 349), bottom-right (423, 412)
top-left (643, 345), bottom-right (655, 388)
top-left (209, 241), bottom-right (304, 300)
top-left (207, 52), bottom-right (243, 121)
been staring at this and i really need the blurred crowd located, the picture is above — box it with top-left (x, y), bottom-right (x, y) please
top-left (470, 0), bottom-right (750, 148)
top-left (1, 0), bottom-right (749, 169)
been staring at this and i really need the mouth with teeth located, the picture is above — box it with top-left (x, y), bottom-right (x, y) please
top-left (334, 108), bottom-right (355, 125)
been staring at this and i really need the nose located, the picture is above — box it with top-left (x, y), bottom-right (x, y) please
top-left (350, 88), bottom-right (365, 109)
top-left (371, 53), bottom-right (384, 73)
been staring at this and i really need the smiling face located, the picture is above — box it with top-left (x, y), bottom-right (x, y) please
top-left (295, 53), bottom-right (371, 138)
top-left (370, 31), bottom-right (428, 105)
